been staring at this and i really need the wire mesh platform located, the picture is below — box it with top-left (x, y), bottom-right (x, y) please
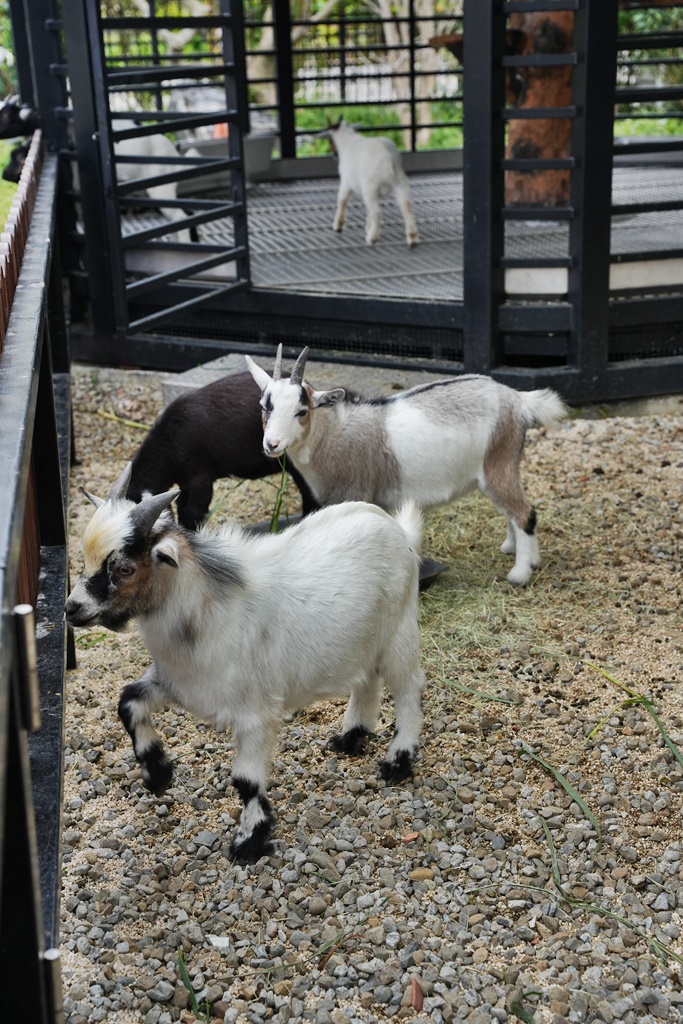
top-left (120, 164), bottom-right (683, 300)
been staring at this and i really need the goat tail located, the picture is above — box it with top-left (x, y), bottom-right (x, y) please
top-left (520, 388), bottom-right (568, 428)
top-left (393, 499), bottom-right (423, 557)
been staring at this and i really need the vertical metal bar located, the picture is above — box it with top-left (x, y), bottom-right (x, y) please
top-left (340, 14), bottom-right (346, 105)
top-left (221, 0), bottom-right (250, 286)
top-left (82, 0), bottom-right (130, 341)
top-left (274, 2), bottom-right (296, 159)
top-left (462, 0), bottom-right (506, 374)
top-left (13, 605), bottom-right (41, 734)
top-left (43, 949), bottom-right (65, 1024)
top-left (409, 0), bottom-right (417, 152)
top-left (567, 0), bottom-right (618, 398)
top-left (61, 0), bottom-right (118, 343)
top-left (8, 0), bottom-right (35, 104)
top-left (148, 0), bottom-right (165, 116)
top-left (0, 664), bottom-right (49, 1024)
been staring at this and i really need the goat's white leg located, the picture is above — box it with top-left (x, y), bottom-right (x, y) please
top-left (229, 714), bottom-right (280, 865)
top-left (362, 190), bottom-right (382, 245)
top-left (393, 182), bottom-right (418, 246)
top-left (501, 520), bottom-right (516, 556)
top-left (329, 671), bottom-right (382, 756)
top-left (333, 185), bottom-right (351, 233)
top-left (379, 632), bottom-right (425, 782)
top-left (148, 182), bottom-right (192, 244)
top-left (480, 448), bottom-right (539, 585)
top-left (506, 518), bottom-right (540, 586)
top-left (118, 663), bottom-right (174, 796)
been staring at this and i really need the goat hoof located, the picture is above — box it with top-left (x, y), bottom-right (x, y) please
top-left (329, 725), bottom-right (371, 756)
top-left (141, 743), bottom-right (174, 796)
top-left (379, 750), bottom-right (415, 784)
top-left (506, 567), bottom-right (532, 586)
top-left (229, 829), bottom-right (274, 866)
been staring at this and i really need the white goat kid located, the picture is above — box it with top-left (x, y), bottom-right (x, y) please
top-left (246, 347), bottom-right (568, 586)
top-left (114, 121), bottom-right (197, 244)
top-left (327, 119), bottom-right (418, 247)
top-left (65, 464), bottom-right (425, 865)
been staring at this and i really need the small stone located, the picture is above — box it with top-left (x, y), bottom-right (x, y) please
top-left (308, 897), bottom-right (327, 916)
top-left (409, 868), bottom-right (434, 881)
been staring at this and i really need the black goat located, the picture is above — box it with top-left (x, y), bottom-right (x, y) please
top-left (0, 97), bottom-right (40, 139)
top-left (126, 370), bottom-right (318, 529)
top-left (2, 141), bottom-right (29, 183)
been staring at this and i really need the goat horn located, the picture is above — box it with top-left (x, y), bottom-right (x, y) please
top-left (107, 462), bottom-right (133, 502)
top-left (272, 343), bottom-right (283, 382)
top-left (129, 488), bottom-right (180, 536)
top-left (290, 347), bottom-right (309, 386)
top-left (80, 486), bottom-right (105, 509)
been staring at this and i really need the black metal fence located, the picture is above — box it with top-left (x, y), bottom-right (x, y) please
top-left (9, 0), bottom-right (683, 404)
top-left (0, 150), bottom-right (70, 1023)
top-left (243, 2), bottom-right (462, 156)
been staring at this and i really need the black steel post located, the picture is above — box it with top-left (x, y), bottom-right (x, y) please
top-left (409, 0), bottom-right (417, 152)
top-left (61, 0), bottom-right (119, 344)
top-left (273, 2), bottom-right (296, 159)
top-left (8, 0), bottom-right (34, 104)
top-left (567, 0), bottom-right (619, 398)
top-left (0, 666), bottom-right (49, 1024)
top-left (222, 0), bottom-right (250, 287)
top-left (462, 0), bottom-right (507, 374)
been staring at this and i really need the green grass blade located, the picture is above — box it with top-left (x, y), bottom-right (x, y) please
top-left (177, 949), bottom-right (202, 1018)
top-left (539, 817), bottom-right (566, 895)
top-left (521, 746), bottom-right (602, 852)
top-left (510, 1003), bottom-right (536, 1023)
top-left (270, 455), bottom-right (289, 533)
top-left (585, 664), bottom-right (683, 770)
top-left (638, 697), bottom-right (683, 770)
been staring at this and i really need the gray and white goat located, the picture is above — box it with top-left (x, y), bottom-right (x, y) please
top-left (65, 464), bottom-right (425, 864)
top-left (326, 119), bottom-right (418, 247)
top-left (246, 347), bottom-right (568, 586)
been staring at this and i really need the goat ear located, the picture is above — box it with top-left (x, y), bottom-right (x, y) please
top-left (245, 354), bottom-right (271, 392)
top-left (80, 486), bottom-right (105, 508)
top-left (152, 536), bottom-right (180, 569)
top-left (311, 388), bottom-right (345, 409)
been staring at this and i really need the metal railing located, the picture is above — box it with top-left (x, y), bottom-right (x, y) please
top-left (243, 3), bottom-right (463, 156)
top-left (0, 144), bottom-right (69, 1024)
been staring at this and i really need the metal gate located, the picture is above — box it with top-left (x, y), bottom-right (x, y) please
top-left (60, 0), bottom-right (251, 350)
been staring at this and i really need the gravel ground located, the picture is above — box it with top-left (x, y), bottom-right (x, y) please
top-left (62, 364), bottom-right (683, 1024)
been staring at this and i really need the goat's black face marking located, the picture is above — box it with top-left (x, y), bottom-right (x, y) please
top-left (84, 561), bottom-right (111, 602)
top-left (261, 393), bottom-right (273, 421)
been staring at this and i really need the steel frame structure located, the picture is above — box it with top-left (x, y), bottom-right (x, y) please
top-left (12, 0), bottom-right (683, 403)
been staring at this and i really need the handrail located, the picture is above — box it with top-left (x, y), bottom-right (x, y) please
top-left (0, 131), bottom-right (43, 350)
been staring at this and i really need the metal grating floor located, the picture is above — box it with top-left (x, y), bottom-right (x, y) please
top-left (120, 165), bottom-right (683, 301)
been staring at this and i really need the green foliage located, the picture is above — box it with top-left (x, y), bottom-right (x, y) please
top-left (295, 103), bottom-right (404, 155)
top-left (0, 0), bottom-right (17, 95)
top-left (614, 116), bottom-right (682, 138)
top-left (295, 101), bottom-right (462, 155)
top-left (0, 140), bottom-right (17, 228)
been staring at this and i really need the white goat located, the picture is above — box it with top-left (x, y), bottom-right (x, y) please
top-left (326, 119), bottom-right (418, 247)
top-left (114, 121), bottom-right (197, 243)
top-left (246, 347), bottom-right (568, 586)
top-left (65, 464), bottom-right (425, 865)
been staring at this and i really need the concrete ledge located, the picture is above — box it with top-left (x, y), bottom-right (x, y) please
top-left (161, 351), bottom-right (452, 408)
